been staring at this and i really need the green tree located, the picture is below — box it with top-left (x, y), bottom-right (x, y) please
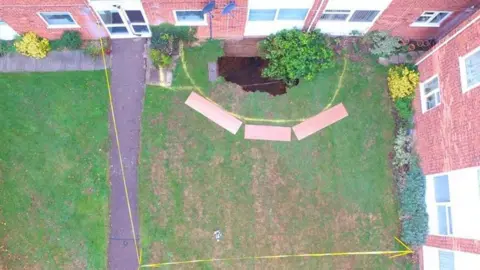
top-left (260, 29), bottom-right (334, 86)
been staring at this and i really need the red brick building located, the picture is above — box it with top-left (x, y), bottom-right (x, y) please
top-left (0, 0), bottom-right (477, 41)
top-left (413, 9), bottom-right (480, 269)
top-left (1, 0), bottom-right (480, 269)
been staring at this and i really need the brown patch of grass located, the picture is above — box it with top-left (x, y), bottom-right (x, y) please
top-left (150, 150), bottom-right (171, 226)
top-left (149, 241), bottom-right (165, 265)
top-left (209, 82), bottom-right (248, 113)
top-left (150, 113), bottom-right (163, 126)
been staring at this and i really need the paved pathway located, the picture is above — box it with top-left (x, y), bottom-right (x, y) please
top-left (0, 50), bottom-right (109, 72)
top-left (108, 38), bottom-right (146, 270)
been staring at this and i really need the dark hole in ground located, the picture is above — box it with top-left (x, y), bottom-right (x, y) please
top-left (218, 56), bottom-right (288, 96)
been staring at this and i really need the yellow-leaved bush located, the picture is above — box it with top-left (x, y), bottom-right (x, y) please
top-left (14, 32), bottom-right (51, 59)
top-left (387, 65), bottom-right (420, 100)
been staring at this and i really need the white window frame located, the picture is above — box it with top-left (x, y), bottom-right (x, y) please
top-left (247, 8), bottom-right (310, 22)
top-left (427, 173), bottom-right (454, 237)
top-left (411, 11), bottom-right (452, 27)
top-left (420, 74), bottom-right (441, 112)
top-left (436, 203), bottom-right (454, 236)
top-left (38, 12), bottom-right (79, 29)
top-left (320, 10), bottom-right (352, 22)
top-left (459, 45), bottom-right (480, 93)
top-left (173, 10), bottom-right (207, 26)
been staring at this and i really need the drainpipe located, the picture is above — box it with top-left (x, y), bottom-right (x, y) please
top-left (307, 0), bottom-right (327, 32)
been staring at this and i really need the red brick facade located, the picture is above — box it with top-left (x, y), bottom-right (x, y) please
top-left (0, 0), bottom-right (106, 40)
top-left (425, 235), bottom-right (480, 254)
top-left (1, 0), bottom-right (476, 41)
top-left (414, 10), bottom-right (480, 175)
top-left (142, 0), bottom-right (248, 39)
top-left (302, 0), bottom-right (327, 31)
top-left (414, 11), bottom-right (480, 268)
top-left (372, 0), bottom-right (477, 39)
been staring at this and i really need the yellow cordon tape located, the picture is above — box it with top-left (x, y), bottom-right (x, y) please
top-left (140, 237), bottom-right (412, 268)
top-left (99, 38), bottom-right (141, 264)
top-left (177, 42), bottom-right (349, 124)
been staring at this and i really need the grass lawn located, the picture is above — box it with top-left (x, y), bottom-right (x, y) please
top-left (0, 71), bottom-right (109, 269)
top-left (139, 41), bottom-right (413, 269)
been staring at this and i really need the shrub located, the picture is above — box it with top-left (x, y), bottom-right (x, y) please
top-left (259, 29), bottom-right (334, 85)
top-left (387, 65), bottom-right (419, 100)
top-left (395, 96), bottom-right (414, 122)
top-left (14, 32), bottom-right (51, 59)
top-left (0, 40), bottom-right (16, 57)
top-left (150, 49), bottom-right (172, 68)
top-left (393, 128), bottom-right (412, 168)
top-left (150, 23), bottom-right (197, 54)
top-left (84, 38), bottom-right (110, 59)
top-left (52, 31), bottom-right (82, 50)
top-left (365, 31), bottom-right (405, 57)
top-left (399, 158), bottom-right (429, 246)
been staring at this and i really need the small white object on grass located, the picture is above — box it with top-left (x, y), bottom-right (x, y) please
top-left (213, 229), bottom-right (223, 242)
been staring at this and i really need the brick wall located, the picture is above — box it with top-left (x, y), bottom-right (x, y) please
top-left (0, 0), bottom-right (106, 40)
top-left (372, 0), bottom-right (476, 39)
top-left (142, 0), bottom-right (248, 39)
top-left (425, 235), bottom-right (480, 254)
top-left (413, 10), bottom-right (480, 175)
top-left (302, 0), bottom-right (327, 31)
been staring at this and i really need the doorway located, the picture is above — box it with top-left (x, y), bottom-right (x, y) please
top-left (90, 0), bottom-right (151, 39)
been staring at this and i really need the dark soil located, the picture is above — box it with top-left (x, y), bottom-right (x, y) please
top-left (217, 56), bottom-right (287, 96)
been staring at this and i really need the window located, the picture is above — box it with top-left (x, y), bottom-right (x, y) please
top-left (411, 11), bottom-right (451, 27)
top-left (277, 9), bottom-right (309, 21)
top-left (434, 175), bottom-right (453, 235)
top-left (248, 9), bottom-right (276, 21)
top-left (438, 250), bottom-right (455, 270)
top-left (349, 10), bottom-right (380, 22)
top-left (38, 12), bottom-right (78, 28)
top-left (459, 46), bottom-right (480, 92)
top-left (320, 10), bottom-right (350, 21)
top-left (421, 75), bottom-right (441, 111)
top-left (174, 10), bottom-right (206, 26)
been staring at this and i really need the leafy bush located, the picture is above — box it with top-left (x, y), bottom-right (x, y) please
top-left (84, 38), bottom-right (110, 59)
top-left (0, 40), bottom-right (16, 56)
top-left (365, 31), bottom-right (405, 57)
top-left (387, 65), bottom-right (420, 100)
top-left (259, 29), bottom-right (334, 85)
top-left (150, 23), bottom-right (197, 54)
top-left (393, 128), bottom-right (412, 168)
top-left (399, 158), bottom-right (429, 246)
top-left (150, 49), bottom-right (172, 68)
top-left (51, 31), bottom-right (82, 50)
top-left (395, 96), bottom-right (414, 121)
top-left (14, 32), bottom-right (51, 59)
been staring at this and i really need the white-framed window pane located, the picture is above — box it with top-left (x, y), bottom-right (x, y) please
top-left (439, 250), bottom-right (455, 270)
top-left (465, 49), bottom-right (480, 88)
top-left (176, 11), bottom-right (204, 22)
top-left (277, 9), bottom-right (308, 21)
top-left (349, 10), bottom-right (380, 22)
top-left (133, 25), bottom-right (149, 33)
top-left (416, 15), bottom-right (430, 23)
top-left (125, 10), bottom-right (145, 23)
top-left (248, 9), bottom-right (276, 21)
top-left (437, 205), bottom-right (453, 235)
top-left (424, 77), bottom-right (439, 94)
top-left (414, 11), bottom-right (450, 25)
top-left (320, 13), bottom-right (349, 21)
top-left (431, 12), bottom-right (449, 23)
top-left (107, 26), bottom-right (128, 34)
top-left (426, 95), bottom-right (437, 110)
top-left (434, 175), bottom-right (450, 202)
top-left (40, 12), bottom-right (75, 25)
top-left (98, 10), bottom-right (124, 24)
